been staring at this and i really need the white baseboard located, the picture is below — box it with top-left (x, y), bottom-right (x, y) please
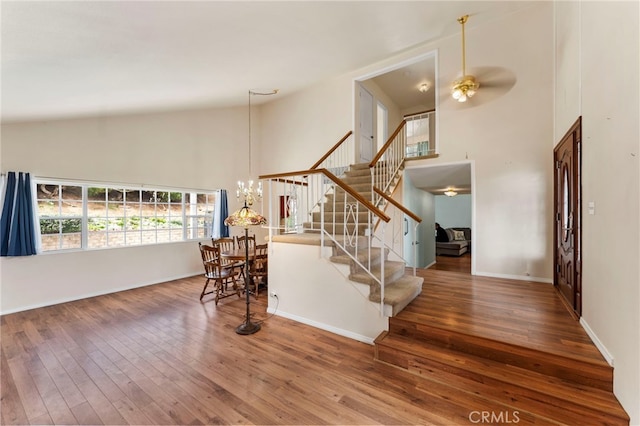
top-left (423, 260), bottom-right (436, 269)
top-left (0, 272), bottom-right (200, 316)
top-left (265, 308), bottom-right (377, 345)
top-left (580, 317), bottom-right (614, 366)
top-left (474, 271), bottom-right (553, 284)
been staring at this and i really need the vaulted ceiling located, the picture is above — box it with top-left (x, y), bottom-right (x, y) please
top-left (1, 1), bottom-right (535, 122)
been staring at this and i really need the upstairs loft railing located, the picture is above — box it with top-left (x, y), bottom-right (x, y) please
top-left (405, 110), bottom-right (436, 159)
top-left (369, 109), bottom-right (436, 208)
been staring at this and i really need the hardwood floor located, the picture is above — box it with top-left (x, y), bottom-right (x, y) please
top-left (375, 268), bottom-right (628, 425)
top-left (430, 252), bottom-right (471, 273)
top-left (1, 271), bottom-right (629, 425)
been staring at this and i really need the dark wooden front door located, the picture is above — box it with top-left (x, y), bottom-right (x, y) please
top-left (554, 117), bottom-right (582, 317)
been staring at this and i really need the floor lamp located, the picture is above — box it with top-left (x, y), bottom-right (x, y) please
top-left (225, 89), bottom-right (275, 335)
top-left (224, 200), bottom-right (266, 335)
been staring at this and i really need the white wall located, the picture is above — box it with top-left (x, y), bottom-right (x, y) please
top-left (261, 3), bottom-right (554, 282)
top-left (267, 242), bottom-right (388, 343)
top-left (554, 2), bottom-right (640, 423)
top-left (403, 174), bottom-right (436, 268)
top-left (435, 194), bottom-right (472, 229)
top-left (1, 106), bottom-right (258, 313)
top-left (258, 77), bottom-right (354, 175)
top-left (1, 242), bottom-right (201, 313)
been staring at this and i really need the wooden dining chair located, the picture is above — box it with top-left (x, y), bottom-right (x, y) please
top-left (235, 234), bottom-right (256, 251)
top-left (248, 243), bottom-right (268, 299)
top-left (198, 243), bottom-right (241, 305)
top-left (212, 237), bottom-right (245, 279)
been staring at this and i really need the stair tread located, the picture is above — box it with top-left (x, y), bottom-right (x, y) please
top-left (375, 333), bottom-right (629, 422)
top-left (368, 275), bottom-right (423, 304)
top-left (329, 247), bottom-right (384, 265)
top-left (349, 260), bottom-right (406, 282)
top-left (341, 175), bottom-right (371, 184)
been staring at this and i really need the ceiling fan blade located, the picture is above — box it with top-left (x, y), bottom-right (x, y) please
top-left (439, 66), bottom-right (516, 107)
top-left (472, 66), bottom-right (517, 90)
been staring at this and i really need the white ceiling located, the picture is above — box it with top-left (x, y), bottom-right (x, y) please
top-left (405, 162), bottom-right (472, 195)
top-left (370, 58), bottom-right (437, 111)
top-left (1, 1), bottom-right (534, 123)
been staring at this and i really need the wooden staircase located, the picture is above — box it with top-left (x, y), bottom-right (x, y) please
top-left (303, 163), bottom-right (422, 317)
top-left (374, 269), bottom-right (630, 425)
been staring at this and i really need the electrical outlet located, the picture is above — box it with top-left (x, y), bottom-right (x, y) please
top-left (269, 291), bottom-right (278, 298)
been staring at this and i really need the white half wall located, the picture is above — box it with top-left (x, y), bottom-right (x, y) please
top-left (267, 242), bottom-right (388, 343)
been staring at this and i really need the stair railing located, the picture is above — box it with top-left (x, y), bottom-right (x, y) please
top-left (369, 120), bottom-right (407, 208)
top-left (307, 131), bottom-right (355, 227)
top-left (372, 187), bottom-right (421, 275)
top-left (311, 130), bottom-right (354, 175)
top-left (368, 109), bottom-right (436, 208)
top-left (260, 168), bottom-right (392, 315)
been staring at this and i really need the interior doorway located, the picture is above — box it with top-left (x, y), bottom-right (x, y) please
top-left (358, 85), bottom-right (374, 163)
top-left (403, 161), bottom-right (475, 274)
top-left (554, 117), bottom-right (582, 317)
top-left (354, 51), bottom-right (437, 161)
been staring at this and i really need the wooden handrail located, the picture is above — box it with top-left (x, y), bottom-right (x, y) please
top-left (373, 187), bottom-right (422, 223)
top-left (369, 119), bottom-right (406, 167)
top-left (310, 131), bottom-right (353, 169)
top-left (403, 108), bottom-right (436, 118)
top-left (270, 178), bottom-right (308, 187)
top-left (259, 168), bottom-right (390, 222)
top-left (260, 169), bottom-right (319, 180)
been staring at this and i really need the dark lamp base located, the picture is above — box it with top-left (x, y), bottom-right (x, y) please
top-left (235, 321), bottom-right (261, 335)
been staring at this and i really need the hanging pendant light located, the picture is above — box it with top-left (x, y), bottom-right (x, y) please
top-left (225, 88), bottom-right (277, 336)
top-left (451, 15), bottom-right (479, 102)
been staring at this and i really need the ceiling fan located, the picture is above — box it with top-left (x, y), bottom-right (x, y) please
top-left (451, 15), bottom-right (479, 103)
top-left (447, 14), bottom-right (517, 106)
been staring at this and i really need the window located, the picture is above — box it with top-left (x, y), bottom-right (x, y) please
top-left (36, 180), bottom-right (216, 252)
top-left (186, 192), bottom-right (217, 240)
top-left (37, 184), bottom-right (83, 250)
top-left (405, 111), bottom-right (434, 157)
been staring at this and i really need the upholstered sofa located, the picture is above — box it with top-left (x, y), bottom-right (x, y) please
top-left (436, 227), bottom-right (471, 256)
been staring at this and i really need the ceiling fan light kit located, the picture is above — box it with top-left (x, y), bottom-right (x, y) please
top-left (451, 15), bottom-right (479, 102)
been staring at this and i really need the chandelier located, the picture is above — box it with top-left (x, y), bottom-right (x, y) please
top-left (451, 15), bottom-right (479, 102)
top-left (236, 180), bottom-right (262, 206)
top-left (234, 89), bottom-right (278, 208)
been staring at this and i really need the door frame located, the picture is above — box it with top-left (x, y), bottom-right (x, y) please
top-left (357, 84), bottom-right (375, 163)
top-left (553, 116), bottom-right (582, 318)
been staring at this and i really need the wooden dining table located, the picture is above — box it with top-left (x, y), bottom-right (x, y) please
top-left (220, 248), bottom-right (255, 262)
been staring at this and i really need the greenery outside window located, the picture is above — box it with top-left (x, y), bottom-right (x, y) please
top-left (36, 180), bottom-right (216, 252)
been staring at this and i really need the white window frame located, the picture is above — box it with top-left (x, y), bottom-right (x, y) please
top-left (35, 178), bottom-right (217, 252)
